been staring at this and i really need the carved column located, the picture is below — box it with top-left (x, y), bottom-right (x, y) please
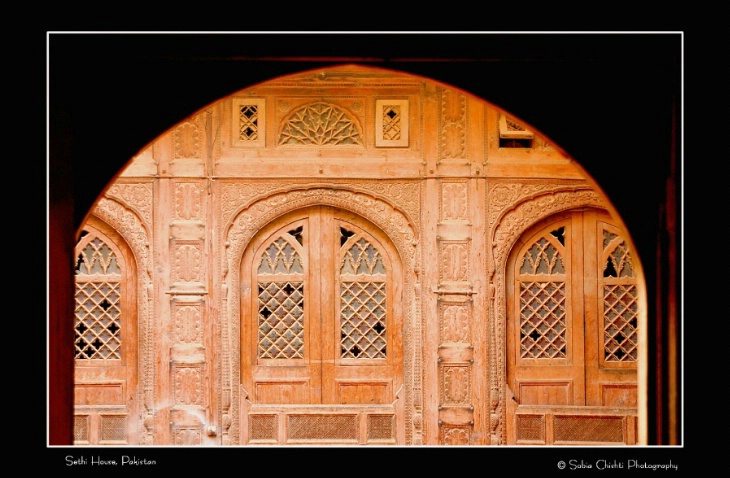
top-left (436, 179), bottom-right (475, 445)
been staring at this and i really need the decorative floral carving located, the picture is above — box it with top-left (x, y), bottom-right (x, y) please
top-left (441, 303), bottom-right (470, 343)
top-left (443, 366), bottom-right (470, 403)
top-left (440, 90), bottom-right (466, 159)
top-left (173, 243), bottom-right (203, 284)
top-left (175, 181), bottom-right (203, 220)
top-left (439, 242), bottom-right (469, 282)
top-left (278, 102), bottom-right (363, 146)
top-left (174, 366), bottom-right (203, 405)
top-left (173, 303), bottom-right (203, 344)
top-left (440, 181), bottom-right (468, 221)
top-left (105, 182), bottom-right (154, 229)
top-left (174, 119), bottom-right (202, 159)
top-left (442, 426), bottom-right (470, 445)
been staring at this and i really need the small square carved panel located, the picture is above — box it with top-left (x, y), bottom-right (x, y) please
top-left (231, 98), bottom-right (266, 148)
top-left (376, 99), bottom-right (409, 147)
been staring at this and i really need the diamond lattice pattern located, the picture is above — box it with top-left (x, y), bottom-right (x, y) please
top-left (340, 281), bottom-right (387, 359)
top-left (239, 105), bottom-right (259, 141)
top-left (258, 282), bottom-right (305, 359)
top-left (603, 284), bottom-right (638, 361)
top-left (519, 281), bottom-right (567, 359)
top-left (382, 105), bottom-right (402, 141)
top-left (75, 281), bottom-right (122, 359)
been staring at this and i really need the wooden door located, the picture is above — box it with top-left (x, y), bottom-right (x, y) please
top-left (73, 221), bottom-right (138, 445)
top-left (241, 206), bottom-right (402, 406)
top-left (507, 209), bottom-right (638, 408)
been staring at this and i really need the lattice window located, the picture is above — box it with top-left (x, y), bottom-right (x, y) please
top-left (518, 230), bottom-right (567, 359)
top-left (602, 230), bottom-right (638, 362)
top-left (382, 105), bottom-right (402, 141)
top-left (231, 98), bottom-right (265, 147)
top-left (516, 414), bottom-right (545, 442)
top-left (376, 99), bottom-right (409, 147)
top-left (257, 231), bottom-right (305, 359)
top-left (367, 415), bottom-right (394, 440)
top-left (279, 102), bottom-right (363, 146)
top-left (288, 414), bottom-right (358, 440)
top-left (100, 415), bottom-right (127, 443)
top-left (499, 113), bottom-right (534, 148)
top-left (239, 104), bottom-right (260, 142)
top-left (74, 235), bottom-right (122, 360)
top-left (74, 415), bottom-right (90, 443)
top-left (340, 230), bottom-right (387, 359)
top-left (554, 416), bottom-right (624, 443)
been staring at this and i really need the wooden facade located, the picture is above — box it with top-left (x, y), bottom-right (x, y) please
top-left (69, 65), bottom-right (645, 446)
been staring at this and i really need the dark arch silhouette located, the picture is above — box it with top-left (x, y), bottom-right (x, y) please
top-left (48, 32), bottom-right (680, 448)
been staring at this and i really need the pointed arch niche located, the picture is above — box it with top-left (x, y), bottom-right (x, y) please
top-left (55, 59), bottom-right (661, 446)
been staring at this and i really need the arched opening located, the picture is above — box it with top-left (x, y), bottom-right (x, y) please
top-left (505, 208), bottom-right (639, 445)
top-left (49, 33), bottom-right (680, 448)
top-left (239, 206), bottom-right (404, 444)
top-left (72, 217), bottom-right (139, 445)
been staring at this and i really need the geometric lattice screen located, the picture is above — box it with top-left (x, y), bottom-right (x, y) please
top-left (74, 235), bottom-right (122, 360)
top-left (518, 230), bottom-right (567, 359)
top-left (602, 230), bottom-right (638, 362)
top-left (339, 229), bottom-right (387, 359)
top-left (257, 233), bottom-right (305, 360)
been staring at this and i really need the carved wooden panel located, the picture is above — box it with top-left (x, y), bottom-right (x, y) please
top-left (440, 302), bottom-right (470, 344)
top-left (441, 426), bottom-right (470, 445)
top-left (172, 364), bottom-right (205, 406)
top-left (440, 89), bottom-right (466, 159)
top-left (375, 99), bottom-right (409, 147)
top-left (172, 301), bottom-right (203, 344)
top-left (231, 97), bottom-right (266, 148)
top-left (439, 241), bottom-right (469, 283)
top-left (75, 65), bottom-right (642, 447)
top-left (440, 180), bottom-right (468, 222)
top-left (173, 118), bottom-right (204, 160)
top-left (171, 240), bottom-right (204, 288)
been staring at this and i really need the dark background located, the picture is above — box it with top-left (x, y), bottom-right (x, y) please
top-left (46, 32), bottom-right (682, 468)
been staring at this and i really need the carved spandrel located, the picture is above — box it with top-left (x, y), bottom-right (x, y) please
top-left (220, 180), bottom-right (421, 232)
top-left (105, 182), bottom-right (154, 229)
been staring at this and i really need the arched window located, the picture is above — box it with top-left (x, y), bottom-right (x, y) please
top-left (73, 221), bottom-right (138, 445)
top-left (241, 206), bottom-right (403, 444)
top-left (507, 209), bottom-right (638, 445)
